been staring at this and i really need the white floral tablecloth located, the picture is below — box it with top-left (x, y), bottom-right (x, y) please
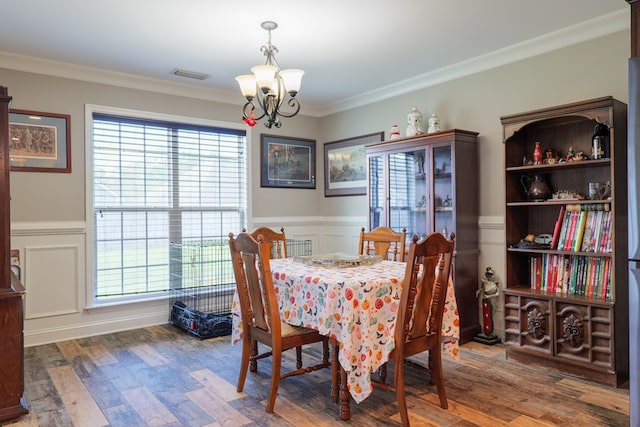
top-left (231, 258), bottom-right (459, 403)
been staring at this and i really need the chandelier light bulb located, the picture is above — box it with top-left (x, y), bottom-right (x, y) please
top-left (279, 69), bottom-right (304, 96)
top-left (235, 21), bottom-right (303, 128)
top-left (235, 75), bottom-right (257, 99)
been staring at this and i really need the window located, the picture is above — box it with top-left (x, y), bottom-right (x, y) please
top-left (90, 110), bottom-right (246, 303)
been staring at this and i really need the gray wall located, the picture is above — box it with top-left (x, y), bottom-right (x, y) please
top-left (317, 30), bottom-right (629, 220)
top-left (0, 28), bottom-right (630, 345)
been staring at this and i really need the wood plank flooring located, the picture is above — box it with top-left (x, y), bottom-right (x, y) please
top-left (5, 324), bottom-right (630, 426)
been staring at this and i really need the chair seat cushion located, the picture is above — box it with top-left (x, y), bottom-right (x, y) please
top-left (281, 322), bottom-right (320, 338)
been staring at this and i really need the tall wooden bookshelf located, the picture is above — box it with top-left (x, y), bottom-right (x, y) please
top-left (501, 97), bottom-right (629, 387)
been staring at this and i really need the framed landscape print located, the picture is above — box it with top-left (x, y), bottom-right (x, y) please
top-left (9, 109), bottom-right (71, 173)
top-left (260, 134), bottom-right (316, 189)
top-left (323, 132), bottom-right (383, 197)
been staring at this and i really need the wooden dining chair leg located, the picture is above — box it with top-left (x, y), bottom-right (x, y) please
top-left (430, 349), bottom-right (448, 409)
top-left (322, 340), bottom-right (329, 365)
top-left (330, 339), bottom-right (339, 403)
top-left (295, 346), bottom-right (303, 369)
top-left (250, 340), bottom-right (258, 372)
top-left (266, 348), bottom-right (283, 413)
top-left (395, 361), bottom-right (410, 427)
top-left (379, 363), bottom-right (388, 384)
top-left (237, 338), bottom-right (252, 393)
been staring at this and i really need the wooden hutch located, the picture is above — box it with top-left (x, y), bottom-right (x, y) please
top-left (0, 86), bottom-right (28, 421)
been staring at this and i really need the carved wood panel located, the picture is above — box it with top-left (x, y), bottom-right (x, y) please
top-left (521, 297), bottom-right (552, 354)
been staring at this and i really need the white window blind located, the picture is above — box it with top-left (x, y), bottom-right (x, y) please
top-left (91, 113), bottom-right (246, 301)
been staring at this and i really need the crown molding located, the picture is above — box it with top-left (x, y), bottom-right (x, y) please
top-left (0, 51), bottom-right (243, 105)
top-left (0, 9), bottom-right (628, 118)
top-left (317, 9), bottom-right (629, 116)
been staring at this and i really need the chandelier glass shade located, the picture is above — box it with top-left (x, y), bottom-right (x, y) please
top-left (235, 21), bottom-right (304, 128)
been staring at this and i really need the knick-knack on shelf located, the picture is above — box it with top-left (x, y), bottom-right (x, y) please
top-left (405, 107), bottom-right (424, 137)
top-left (533, 142), bottom-right (542, 165)
top-left (427, 113), bottom-right (440, 133)
top-left (389, 124), bottom-right (400, 140)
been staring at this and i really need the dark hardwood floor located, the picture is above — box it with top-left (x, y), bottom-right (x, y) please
top-left (5, 324), bottom-right (630, 426)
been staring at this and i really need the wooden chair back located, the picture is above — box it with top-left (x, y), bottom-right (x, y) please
top-left (391, 232), bottom-right (455, 425)
top-left (229, 232), bottom-right (281, 337)
top-left (243, 226), bottom-right (287, 259)
top-left (358, 226), bottom-right (407, 262)
top-left (396, 232), bottom-right (454, 357)
top-left (229, 231), bottom-right (331, 413)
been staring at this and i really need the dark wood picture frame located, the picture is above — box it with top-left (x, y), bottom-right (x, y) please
top-left (9, 109), bottom-right (71, 173)
top-left (323, 132), bottom-right (384, 197)
top-left (260, 134), bottom-right (316, 189)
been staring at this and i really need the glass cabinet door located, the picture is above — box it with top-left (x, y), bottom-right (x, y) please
top-left (388, 149), bottom-right (428, 240)
top-left (432, 144), bottom-right (453, 236)
top-left (368, 154), bottom-right (385, 230)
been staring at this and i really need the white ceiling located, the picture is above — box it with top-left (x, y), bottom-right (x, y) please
top-left (0, 1), bottom-right (630, 116)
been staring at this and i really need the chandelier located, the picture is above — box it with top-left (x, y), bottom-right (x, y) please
top-left (235, 21), bottom-right (304, 128)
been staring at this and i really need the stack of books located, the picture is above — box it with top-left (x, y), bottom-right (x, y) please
top-left (529, 254), bottom-right (611, 299)
top-left (530, 203), bottom-right (613, 299)
top-left (550, 203), bottom-right (612, 253)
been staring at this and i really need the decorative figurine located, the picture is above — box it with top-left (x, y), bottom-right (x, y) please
top-left (565, 146), bottom-right (575, 162)
top-left (473, 266), bottom-right (501, 345)
top-left (414, 151), bottom-right (425, 175)
top-left (405, 107), bottom-right (425, 137)
top-left (533, 142), bottom-right (542, 165)
top-left (389, 124), bottom-right (400, 140)
top-left (427, 113), bottom-right (440, 133)
top-left (545, 148), bottom-right (556, 164)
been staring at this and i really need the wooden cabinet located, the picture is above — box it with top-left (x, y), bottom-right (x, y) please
top-left (0, 86), bottom-right (28, 422)
top-left (501, 96), bottom-right (628, 387)
top-left (366, 129), bottom-right (480, 343)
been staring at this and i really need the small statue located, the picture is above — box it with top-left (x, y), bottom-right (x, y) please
top-left (533, 142), bottom-right (542, 165)
top-left (414, 151), bottom-right (425, 175)
top-left (389, 124), bottom-right (400, 140)
top-left (474, 266), bottom-right (501, 345)
top-left (405, 107), bottom-right (425, 137)
top-left (565, 146), bottom-right (575, 162)
top-left (427, 113), bottom-right (440, 133)
top-left (545, 148), bottom-right (556, 164)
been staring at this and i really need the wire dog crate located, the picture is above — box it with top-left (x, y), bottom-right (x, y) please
top-left (168, 238), bottom-right (312, 339)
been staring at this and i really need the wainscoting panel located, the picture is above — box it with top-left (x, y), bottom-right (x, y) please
top-left (10, 217), bottom-right (505, 346)
top-left (24, 244), bottom-right (79, 319)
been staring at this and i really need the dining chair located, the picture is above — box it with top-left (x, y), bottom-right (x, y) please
top-left (243, 226), bottom-right (287, 259)
top-left (372, 232), bottom-right (455, 426)
top-left (242, 226), bottom-right (303, 372)
top-left (228, 231), bottom-right (331, 413)
top-left (358, 226), bottom-right (407, 262)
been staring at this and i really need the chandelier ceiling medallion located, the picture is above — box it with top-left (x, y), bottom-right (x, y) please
top-left (235, 21), bottom-right (304, 128)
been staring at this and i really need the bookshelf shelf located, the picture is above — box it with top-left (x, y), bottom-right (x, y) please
top-left (506, 199), bottom-right (610, 207)
top-left (507, 247), bottom-right (613, 257)
top-left (501, 96), bottom-right (628, 387)
top-left (506, 158), bottom-right (610, 172)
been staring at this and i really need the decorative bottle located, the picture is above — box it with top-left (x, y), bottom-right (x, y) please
top-left (533, 142), bottom-right (542, 165)
top-left (592, 122), bottom-right (609, 159)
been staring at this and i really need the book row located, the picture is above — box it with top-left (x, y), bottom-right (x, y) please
top-left (550, 204), bottom-right (612, 253)
top-left (529, 253), bottom-right (611, 299)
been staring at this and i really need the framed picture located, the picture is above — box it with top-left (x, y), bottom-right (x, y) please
top-left (323, 132), bottom-right (384, 197)
top-left (260, 134), bottom-right (316, 189)
top-left (9, 109), bottom-right (71, 173)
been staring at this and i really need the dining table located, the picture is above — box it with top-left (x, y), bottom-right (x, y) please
top-left (231, 256), bottom-right (460, 420)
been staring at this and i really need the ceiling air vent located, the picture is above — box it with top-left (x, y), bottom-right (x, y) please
top-left (171, 68), bottom-right (209, 80)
